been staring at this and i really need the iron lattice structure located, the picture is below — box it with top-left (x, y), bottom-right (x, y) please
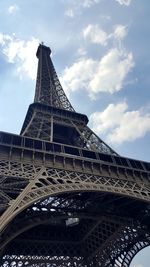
top-left (0, 44), bottom-right (150, 267)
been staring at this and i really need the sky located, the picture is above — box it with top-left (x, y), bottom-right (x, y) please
top-left (0, 0), bottom-right (149, 266)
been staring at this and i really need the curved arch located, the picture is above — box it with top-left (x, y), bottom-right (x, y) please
top-left (0, 209), bottom-right (129, 251)
top-left (1, 210), bottom-right (150, 266)
top-left (0, 190), bottom-right (134, 249)
top-left (1, 164), bottom-right (149, 235)
top-left (2, 176), bottom-right (150, 234)
top-left (121, 241), bottom-right (150, 267)
top-left (111, 229), bottom-right (150, 267)
top-left (89, 223), bottom-right (150, 267)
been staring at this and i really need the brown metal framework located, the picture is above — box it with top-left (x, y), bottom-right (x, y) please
top-left (0, 44), bottom-right (150, 266)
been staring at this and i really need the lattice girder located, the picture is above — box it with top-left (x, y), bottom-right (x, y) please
top-left (1, 202), bottom-right (133, 251)
top-left (34, 44), bottom-right (74, 111)
top-left (1, 221), bottom-right (150, 267)
top-left (0, 43), bottom-right (150, 267)
top-left (0, 159), bottom-right (150, 233)
top-left (84, 222), bottom-right (150, 266)
top-left (0, 154), bottom-right (149, 266)
top-left (20, 102), bottom-right (117, 154)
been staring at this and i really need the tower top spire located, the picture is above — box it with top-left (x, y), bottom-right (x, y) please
top-left (36, 43), bottom-right (51, 58)
top-left (34, 43), bottom-right (74, 111)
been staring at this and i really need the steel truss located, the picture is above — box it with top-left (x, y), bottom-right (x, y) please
top-left (1, 221), bottom-right (150, 266)
top-left (0, 44), bottom-right (150, 266)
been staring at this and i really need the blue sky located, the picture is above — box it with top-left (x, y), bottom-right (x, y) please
top-left (0, 0), bottom-right (149, 266)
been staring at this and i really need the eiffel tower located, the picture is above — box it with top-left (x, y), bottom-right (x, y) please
top-left (0, 43), bottom-right (150, 267)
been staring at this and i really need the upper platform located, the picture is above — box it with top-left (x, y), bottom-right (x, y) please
top-left (20, 102), bottom-right (88, 136)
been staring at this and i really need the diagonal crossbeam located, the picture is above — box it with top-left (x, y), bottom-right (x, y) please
top-left (0, 43), bottom-right (150, 267)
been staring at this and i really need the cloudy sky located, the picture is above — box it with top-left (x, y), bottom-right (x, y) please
top-left (0, 0), bottom-right (150, 265)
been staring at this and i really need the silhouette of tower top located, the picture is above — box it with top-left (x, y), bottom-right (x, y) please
top-left (36, 43), bottom-right (52, 58)
top-left (34, 43), bottom-right (74, 111)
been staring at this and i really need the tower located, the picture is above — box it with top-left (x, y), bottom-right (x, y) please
top-left (0, 43), bottom-right (150, 267)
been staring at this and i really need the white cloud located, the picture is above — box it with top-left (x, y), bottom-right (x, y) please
top-left (83, 24), bottom-right (108, 46)
top-left (8, 4), bottom-right (19, 14)
top-left (61, 48), bottom-right (134, 99)
top-left (80, 0), bottom-right (100, 8)
top-left (77, 47), bottom-right (87, 56)
top-left (0, 33), bottom-right (11, 45)
top-left (90, 102), bottom-right (150, 144)
top-left (83, 24), bottom-right (127, 45)
top-left (0, 33), bottom-right (39, 80)
top-left (60, 58), bottom-right (96, 95)
top-left (65, 9), bottom-right (74, 18)
top-left (115, 0), bottom-right (132, 6)
top-left (100, 15), bottom-right (111, 21)
top-left (64, 0), bottom-right (131, 16)
top-left (64, 0), bottom-right (100, 17)
top-left (90, 49), bottom-right (134, 97)
top-left (113, 24), bottom-right (127, 41)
